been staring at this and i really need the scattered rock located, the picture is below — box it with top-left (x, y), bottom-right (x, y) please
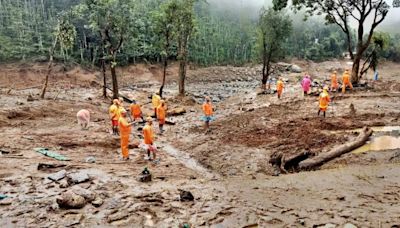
top-left (67, 171), bottom-right (91, 185)
top-left (389, 151), bottom-right (400, 162)
top-left (290, 64), bottom-right (303, 73)
top-left (179, 190), bottom-right (194, 202)
top-left (107, 210), bottom-right (129, 223)
top-left (344, 223), bottom-right (358, 228)
top-left (168, 107), bottom-right (186, 116)
top-left (91, 197), bottom-right (104, 207)
top-left (0, 198), bottom-right (12, 206)
top-left (56, 191), bottom-right (86, 209)
top-left (47, 170), bottom-right (67, 181)
top-left (71, 185), bottom-right (96, 202)
top-left (37, 163), bottom-right (66, 171)
top-left (64, 213), bottom-right (84, 227)
top-left (85, 156), bottom-right (96, 163)
top-left (59, 179), bottom-right (69, 188)
top-left (27, 95), bottom-right (34, 102)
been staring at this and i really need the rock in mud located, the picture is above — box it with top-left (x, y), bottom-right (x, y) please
top-left (56, 191), bottom-right (86, 209)
top-left (344, 223), bottom-right (358, 228)
top-left (67, 171), bottom-right (91, 185)
top-left (47, 170), bottom-right (67, 181)
top-left (290, 64), bottom-right (303, 73)
top-left (64, 213), bottom-right (84, 227)
top-left (168, 107), bottom-right (186, 116)
top-left (0, 198), bottom-right (13, 206)
top-left (59, 179), bottom-right (69, 188)
top-left (138, 173), bottom-right (152, 183)
top-left (179, 190), bottom-right (194, 202)
top-left (91, 197), bottom-right (104, 207)
top-left (107, 210), bottom-right (129, 223)
top-left (37, 163), bottom-right (66, 171)
top-left (85, 156), bottom-right (96, 163)
top-left (389, 151), bottom-right (400, 162)
top-left (71, 185), bottom-right (96, 202)
top-left (27, 95), bottom-right (34, 102)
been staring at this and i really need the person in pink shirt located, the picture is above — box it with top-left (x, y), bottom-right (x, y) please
top-left (301, 75), bottom-right (312, 96)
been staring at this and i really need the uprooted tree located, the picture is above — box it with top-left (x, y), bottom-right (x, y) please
top-left (273, 0), bottom-right (390, 84)
top-left (258, 7), bottom-right (292, 90)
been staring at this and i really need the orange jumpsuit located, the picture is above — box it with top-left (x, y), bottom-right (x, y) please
top-left (118, 117), bottom-right (132, 159)
top-left (152, 94), bottom-right (161, 116)
top-left (202, 102), bottom-right (213, 116)
top-left (143, 124), bottom-right (154, 145)
top-left (157, 105), bottom-right (166, 125)
top-left (130, 104), bottom-right (142, 120)
top-left (319, 91), bottom-right (331, 111)
top-left (331, 73), bottom-right (338, 90)
top-left (342, 71), bottom-right (353, 93)
top-left (276, 80), bottom-right (284, 97)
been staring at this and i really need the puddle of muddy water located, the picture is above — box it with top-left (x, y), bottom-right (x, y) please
top-left (352, 135), bottom-right (400, 154)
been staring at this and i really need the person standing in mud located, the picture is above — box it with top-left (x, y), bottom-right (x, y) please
top-left (331, 71), bottom-right (339, 92)
top-left (342, 69), bottom-right (353, 93)
top-left (301, 75), bottom-right (312, 96)
top-left (118, 109), bottom-right (132, 160)
top-left (202, 96), bottom-right (214, 132)
top-left (318, 86), bottom-right (331, 118)
top-left (143, 117), bottom-right (157, 161)
top-left (109, 99), bottom-right (121, 135)
top-left (152, 92), bottom-right (161, 118)
top-left (276, 77), bottom-right (284, 99)
top-left (157, 100), bottom-right (167, 134)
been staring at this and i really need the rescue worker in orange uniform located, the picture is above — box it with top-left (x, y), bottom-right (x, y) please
top-left (118, 109), bottom-right (132, 160)
top-left (130, 100), bottom-right (143, 122)
top-left (276, 77), bottom-right (284, 99)
top-left (143, 117), bottom-right (157, 161)
top-left (109, 99), bottom-right (121, 135)
top-left (318, 86), bottom-right (331, 118)
top-left (202, 96), bottom-right (214, 132)
top-left (157, 100), bottom-right (167, 134)
top-left (331, 71), bottom-right (339, 92)
top-left (342, 69), bottom-right (353, 93)
top-left (152, 92), bottom-right (161, 118)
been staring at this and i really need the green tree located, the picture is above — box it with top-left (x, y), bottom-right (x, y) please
top-left (78, 0), bottom-right (134, 99)
top-left (258, 7), bottom-right (292, 90)
top-left (273, 0), bottom-right (390, 84)
top-left (153, 0), bottom-right (176, 97)
top-left (174, 0), bottom-right (196, 96)
top-left (41, 18), bottom-right (76, 99)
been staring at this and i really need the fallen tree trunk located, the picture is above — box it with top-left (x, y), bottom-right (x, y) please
top-left (299, 127), bottom-right (373, 170)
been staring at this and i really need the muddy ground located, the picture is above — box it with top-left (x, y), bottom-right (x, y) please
top-left (0, 60), bottom-right (400, 227)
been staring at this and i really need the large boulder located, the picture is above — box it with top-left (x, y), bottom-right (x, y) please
top-left (290, 64), bottom-right (303, 73)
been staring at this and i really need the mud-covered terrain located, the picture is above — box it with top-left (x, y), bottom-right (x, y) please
top-left (1, 61), bottom-right (400, 227)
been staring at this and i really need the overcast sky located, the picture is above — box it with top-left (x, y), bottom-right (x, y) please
top-left (208, 0), bottom-right (400, 33)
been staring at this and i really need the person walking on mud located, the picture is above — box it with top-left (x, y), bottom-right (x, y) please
top-left (202, 96), bottom-right (214, 132)
top-left (109, 99), bottom-right (121, 135)
top-left (318, 86), bottom-right (331, 118)
top-left (118, 109), bottom-right (132, 160)
top-left (276, 77), bottom-right (284, 99)
top-left (143, 117), bottom-right (157, 161)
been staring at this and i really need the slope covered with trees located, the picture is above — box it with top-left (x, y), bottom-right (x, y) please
top-left (0, 0), bottom-right (399, 67)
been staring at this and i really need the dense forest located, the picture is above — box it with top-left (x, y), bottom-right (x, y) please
top-left (0, 0), bottom-right (400, 66)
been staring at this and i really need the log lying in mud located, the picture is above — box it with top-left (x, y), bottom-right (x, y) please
top-left (299, 127), bottom-right (373, 170)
